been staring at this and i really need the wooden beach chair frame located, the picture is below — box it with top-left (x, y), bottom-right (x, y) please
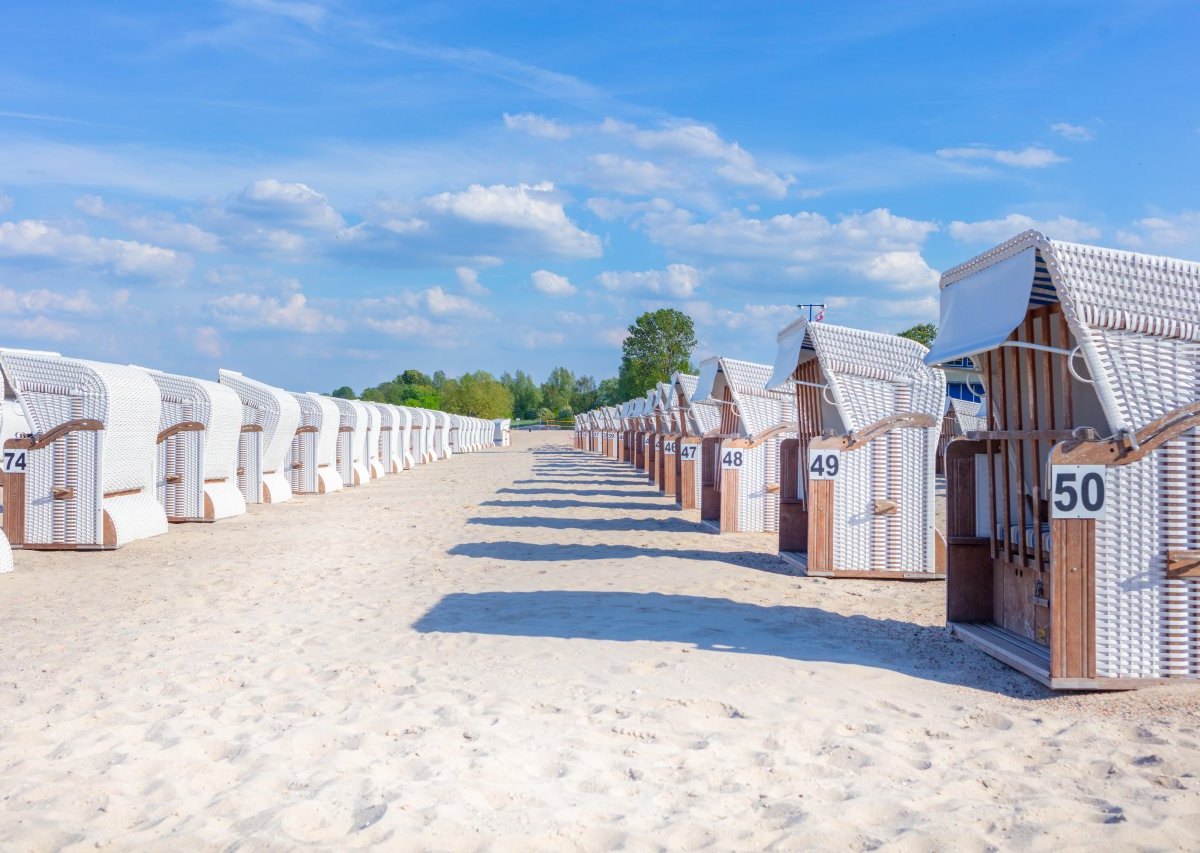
top-left (928, 230), bottom-right (1200, 688)
top-left (768, 319), bottom-right (945, 579)
top-left (1, 350), bottom-right (169, 549)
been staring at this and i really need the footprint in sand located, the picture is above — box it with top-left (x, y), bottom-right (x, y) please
top-left (278, 800), bottom-right (353, 844)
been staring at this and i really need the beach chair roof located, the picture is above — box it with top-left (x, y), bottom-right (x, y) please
top-left (924, 229), bottom-right (1200, 432)
top-left (948, 397), bottom-right (987, 433)
top-left (697, 356), bottom-right (795, 438)
top-left (768, 319), bottom-right (944, 433)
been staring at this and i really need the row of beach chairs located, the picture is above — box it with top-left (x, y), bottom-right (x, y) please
top-left (0, 349), bottom-right (511, 572)
top-left (575, 230), bottom-right (1200, 691)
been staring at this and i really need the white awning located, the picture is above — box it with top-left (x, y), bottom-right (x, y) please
top-left (694, 357), bottom-right (720, 403)
top-left (767, 321), bottom-right (809, 390)
top-left (924, 246), bottom-right (1037, 365)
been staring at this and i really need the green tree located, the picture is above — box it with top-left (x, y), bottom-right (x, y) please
top-left (571, 375), bottom-right (599, 413)
top-left (536, 406), bottom-right (556, 421)
top-left (330, 386), bottom-right (356, 399)
top-left (617, 308), bottom-right (697, 399)
top-left (540, 366), bottom-right (575, 413)
top-left (440, 371), bottom-right (514, 418)
top-left (897, 323), bottom-right (937, 349)
top-left (500, 370), bottom-right (542, 419)
top-left (432, 370), bottom-right (448, 389)
top-left (596, 377), bottom-right (621, 406)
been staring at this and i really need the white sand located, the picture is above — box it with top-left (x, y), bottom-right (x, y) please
top-left (1, 431), bottom-right (1197, 850)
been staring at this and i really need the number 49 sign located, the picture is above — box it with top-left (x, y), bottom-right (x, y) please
top-left (1051, 465), bottom-right (1107, 519)
top-left (807, 448), bottom-right (841, 480)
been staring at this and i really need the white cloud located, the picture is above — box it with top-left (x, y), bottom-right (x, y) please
top-left (455, 266), bottom-right (488, 295)
top-left (856, 250), bottom-right (939, 290)
top-left (531, 269), bottom-right (577, 296)
top-left (5, 317), bottom-right (79, 342)
top-left (418, 285), bottom-right (492, 319)
top-left (597, 263), bottom-right (701, 298)
top-left (230, 179), bottom-right (346, 231)
top-left (936, 145), bottom-right (1066, 168)
top-left (588, 154), bottom-right (678, 195)
top-left (1050, 122), bottom-right (1093, 142)
top-left (502, 112), bottom-right (572, 139)
top-left (194, 326), bottom-right (222, 357)
top-left (209, 291), bottom-right (344, 333)
top-left (0, 284), bottom-right (100, 315)
top-left (75, 194), bottom-right (221, 252)
top-left (424, 181), bottom-right (601, 258)
top-left (684, 300), bottom-right (800, 331)
top-left (0, 219), bottom-right (191, 284)
top-left (365, 315), bottom-right (438, 338)
top-left (948, 214), bottom-right (1102, 244)
top-left (1117, 211), bottom-right (1200, 253)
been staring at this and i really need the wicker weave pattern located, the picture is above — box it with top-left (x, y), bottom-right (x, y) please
top-left (218, 370), bottom-right (300, 504)
top-left (363, 403), bottom-right (384, 478)
top-left (291, 393), bottom-right (343, 493)
top-left (143, 369), bottom-right (246, 521)
top-left (329, 397), bottom-right (370, 486)
top-left (1, 351), bottom-right (168, 546)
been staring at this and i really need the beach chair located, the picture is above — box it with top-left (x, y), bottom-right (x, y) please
top-left (0, 398), bottom-right (30, 571)
top-left (362, 403), bottom-right (384, 479)
top-left (448, 414), bottom-right (465, 455)
top-left (394, 406), bottom-right (417, 469)
top-left (0, 349), bottom-right (168, 549)
top-left (218, 370), bottom-right (301, 504)
top-left (937, 396), bottom-right (988, 475)
top-left (766, 320), bottom-right (945, 578)
top-left (654, 384), bottom-right (679, 493)
top-left (694, 356), bottom-right (797, 534)
top-left (370, 403), bottom-right (403, 474)
top-left (328, 397), bottom-right (370, 486)
top-left (928, 230), bottom-right (1200, 688)
top-left (289, 393), bottom-right (343, 494)
top-left (417, 409), bottom-right (436, 463)
top-left (139, 368), bottom-right (247, 522)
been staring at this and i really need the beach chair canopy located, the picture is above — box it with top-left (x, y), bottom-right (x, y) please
top-left (697, 356), bottom-right (796, 439)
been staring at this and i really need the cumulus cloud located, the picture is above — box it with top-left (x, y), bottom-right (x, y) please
top-left (365, 315), bottom-right (439, 338)
top-left (5, 316), bottom-right (79, 342)
top-left (424, 181), bottom-right (601, 258)
top-left (856, 250), bottom-right (939, 290)
top-left (1117, 211), bottom-right (1200, 253)
top-left (602, 118), bottom-right (794, 198)
top-left (75, 194), bottom-right (221, 252)
top-left (948, 213), bottom-right (1102, 244)
top-left (503, 112), bottom-right (572, 139)
top-left (209, 291), bottom-right (344, 333)
top-left (418, 285), bottom-right (492, 319)
top-left (0, 219), bottom-right (192, 284)
top-left (1050, 122), bottom-right (1093, 142)
top-left (531, 269), bottom-right (577, 296)
top-left (0, 284), bottom-right (100, 315)
top-left (588, 154), bottom-right (678, 195)
top-left (597, 263), bottom-right (701, 298)
top-left (936, 145), bottom-right (1066, 168)
top-left (455, 266), bottom-right (488, 295)
top-left (229, 179), bottom-right (346, 231)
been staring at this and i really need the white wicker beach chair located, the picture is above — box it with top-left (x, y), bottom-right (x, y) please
top-left (370, 403), bottom-right (403, 474)
top-left (694, 356), bottom-right (797, 534)
top-left (415, 409), bottom-right (435, 463)
top-left (395, 406), bottom-right (417, 469)
top-left (218, 370), bottom-right (301, 504)
top-left (448, 414), bottom-right (465, 455)
top-left (0, 349), bottom-right (168, 549)
top-left (363, 403), bottom-right (385, 479)
top-left (139, 367), bottom-right (247, 522)
top-left (290, 393), bottom-right (343, 494)
top-left (927, 230), bottom-right (1200, 688)
top-left (767, 320), bottom-right (945, 578)
top-left (328, 397), bottom-right (370, 486)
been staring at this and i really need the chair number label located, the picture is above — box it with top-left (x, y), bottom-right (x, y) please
top-left (664, 441), bottom-right (675, 454)
top-left (721, 449), bottom-right (745, 469)
top-left (808, 449), bottom-right (841, 480)
top-left (1051, 465), bottom-right (1107, 519)
top-left (2, 449), bottom-right (28, 473)
top-left (680, 445), bottom-right (698, 461)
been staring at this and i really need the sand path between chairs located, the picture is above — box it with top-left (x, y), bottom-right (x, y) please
top-left (1, 431), bottom-right (1198, 850)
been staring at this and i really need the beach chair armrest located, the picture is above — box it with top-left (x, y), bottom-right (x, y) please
top-left (157, 421), bottom-right (205, 443)
top-left (5, 418), bottom-right (105, 451)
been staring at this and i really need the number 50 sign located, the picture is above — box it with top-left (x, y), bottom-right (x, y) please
top-left (1051, 465), bottom-right (1107, 519)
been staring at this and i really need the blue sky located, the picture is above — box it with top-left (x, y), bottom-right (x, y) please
top-left (0, 1), bottom-right (1197, 392)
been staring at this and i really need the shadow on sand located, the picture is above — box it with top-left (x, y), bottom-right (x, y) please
top-left (500, 486), bottom-right (669, 497)
top-left (468, 515), bottom-right (695, 533)
top-left (448, 540), bottom-right (790, 573)
top-left (412, 589), bottom-right (1046, 697)
top-left (481, 498), bottom-right (674, 512)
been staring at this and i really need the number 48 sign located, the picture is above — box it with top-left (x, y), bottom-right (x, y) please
top-left (1051, 465), bottom-right (1107, 519)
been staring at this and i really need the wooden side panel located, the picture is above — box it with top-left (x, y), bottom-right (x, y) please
top-left (944, 440), bottom-right (994, 623)
top-left (1051, 517), bottom-right (1095, 680)
top-left (719, 467), bottom-right (740, 532)
top-left (2, 469), bottom-right (25, 546)
top-left (700, 437), bottom-right (721, 521)
top-left (646, 436), bottom-right (657, 483)
top-left (778, 438), bottom-right (807, 553)
top-left (807, 478), bottom-right (834, 572)
top-left (679, 438), bottom-right (699, 510)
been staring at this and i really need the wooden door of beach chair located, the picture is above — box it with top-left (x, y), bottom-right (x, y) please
top-left (928, 230), bottom-right (1200, 688)
top-left (767, 320), bottom-right (944, 579)
top-left (1, 350), bottom-right (169, 549)
top-left (683, 400), bottom-right (720, 512)
top-left (290, 393), bottom-right (343, 494)
top-left (218, 370), bottom-right (301, 504)
top-left (140, 368), bottom-right (247, 522)
top-left (329, 398), bottom-right (370, 486)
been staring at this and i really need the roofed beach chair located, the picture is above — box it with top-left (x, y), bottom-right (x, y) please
top-left (395, 406), bottom-right (417, 469)
top-left (448, 414), bottom-right (465, 455)
top-left (363, 403), bottom-right (385, 479)
top-left (928, 230), bottom-right (1200, 688)
top-left (767, 320), bottom-right (945, 578)
top-left (695, 356), bottom-right (797, 534)
top-left (289, 393), bottom-right (343, 494)
top-left (0, 349), bottom-right (168, 549)
top-left (218, 370), bottom-right (301, 504)
top-left (670, 373), bottom-right (702, 508)
top-left (938, 396), bottom-right (988, 475)
top-left (139, 367), bottom-right (247, 522)
top-left (371, 403), bottom-right (404, 474)
top-left (0, 398), bottom-right (28, 571)
top-left (417, 409), bottom-right (436, 463)
top-left (329, 397), bottom-right (370, 486)
top-left (655, 384), bottom-right (680, 493)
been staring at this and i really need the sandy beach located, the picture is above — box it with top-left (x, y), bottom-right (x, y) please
top-left (1, 430), bottom-right (1197, 850)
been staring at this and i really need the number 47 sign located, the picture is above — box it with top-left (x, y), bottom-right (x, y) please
top-left (1051, 465), bottom-right (1107, 519)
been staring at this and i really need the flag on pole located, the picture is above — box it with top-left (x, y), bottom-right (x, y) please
top-left (814, 306), bottom-right (825, 322)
